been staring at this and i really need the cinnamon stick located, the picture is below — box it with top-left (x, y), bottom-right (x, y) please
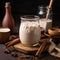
top-left (36, 39), bottom-right (48, 57)
top-left (40, 38), bottom-right (50, 43)
top-left (44, 32), bottom-right (51, 37)
top-left (5, 38), bottom-right (20, 47)
top-left (5, 41), bottom-right (11, 46)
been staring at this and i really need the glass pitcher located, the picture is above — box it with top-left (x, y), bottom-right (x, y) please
top-left (19, 15), bottom-right (41, 46)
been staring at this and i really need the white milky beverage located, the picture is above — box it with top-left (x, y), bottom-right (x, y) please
top-left (39, 19), bottom-right (52, 32)
top-left (19, 21), bottom-right (41, 46)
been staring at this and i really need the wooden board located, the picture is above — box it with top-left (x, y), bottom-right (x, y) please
top-left (13, 43), bottom-right (39, 54)
top-left (13, 38), bottom-right (50, 54)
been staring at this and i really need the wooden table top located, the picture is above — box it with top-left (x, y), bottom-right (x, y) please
top-left (0, 44), bottom-right (60, 60)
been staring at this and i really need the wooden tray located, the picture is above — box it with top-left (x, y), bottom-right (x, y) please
top-left (13, 43), bottom-right (39, 54)
top-left (13, 38), bottom-right (50, 54)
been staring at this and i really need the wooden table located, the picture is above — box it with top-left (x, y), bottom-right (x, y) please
top-left (0, 44), bottom-right (60, 60)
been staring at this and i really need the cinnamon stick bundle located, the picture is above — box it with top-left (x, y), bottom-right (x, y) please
top-left (5, 38), bottom-right (20, 47)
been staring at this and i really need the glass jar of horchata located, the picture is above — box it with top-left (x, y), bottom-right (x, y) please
top-left (38, 6), bottom-right (53, 32)
top-left (19, 15), bottom-right (41, 46)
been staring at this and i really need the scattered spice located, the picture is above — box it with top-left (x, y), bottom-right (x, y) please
top-left (4, 48), bottom-right (11, 54)
top-left (19, 54), bottom-right (30, 59)
top-left (32, 56), bottom-right (35, 60)
top-left (10, 35), bottom-right (17, 39)
top-left (11, 52), bottom-right (18, 57)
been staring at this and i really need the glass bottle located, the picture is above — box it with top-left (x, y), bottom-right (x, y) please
top-left (2, 2), bottom-right (15, 33)
top-left (19, 15), bottom-right (41, 46)
top-left (38, 6), bottom-right (52, 19)
top-left (38, 6), bottom-right (47, 18)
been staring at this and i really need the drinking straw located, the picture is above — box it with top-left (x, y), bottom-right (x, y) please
top-left (46, 0), bottom-right (53, 20)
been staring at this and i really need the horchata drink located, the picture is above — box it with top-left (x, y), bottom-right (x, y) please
top-left (19, 15), bottom-right (41, 46)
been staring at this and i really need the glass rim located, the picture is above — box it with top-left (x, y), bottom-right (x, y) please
top-left (20, 15), bottom-right (40, 21)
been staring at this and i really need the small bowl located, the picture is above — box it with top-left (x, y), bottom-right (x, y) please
top-left (0, 28), bottom-right (10, 43)
top-left (48, 28), bottom-right (60, 36)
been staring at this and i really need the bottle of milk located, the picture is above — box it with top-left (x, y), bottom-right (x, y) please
top-left (19, 15), bottom-right (41, 46)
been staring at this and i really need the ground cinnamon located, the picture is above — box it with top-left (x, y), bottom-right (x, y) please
top-left (5, 38), bottom-right (20, 47)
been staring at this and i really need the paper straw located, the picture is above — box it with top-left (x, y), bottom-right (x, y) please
top-left (46, 0), bottom-right (53, 20)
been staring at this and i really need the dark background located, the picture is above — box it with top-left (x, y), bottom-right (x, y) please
top-left (0, 0), bottom-right (60, 27)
